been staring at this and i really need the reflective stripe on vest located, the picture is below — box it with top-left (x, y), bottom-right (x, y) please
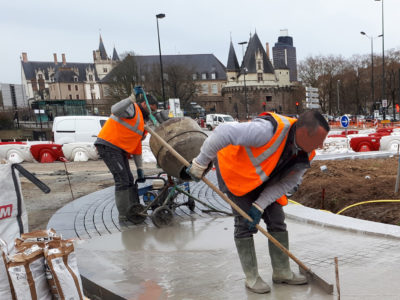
top-left (244, 116), bottom-right (291, 183)
top-left (97, 103), bottom-right (144, 154)
top-left (110, 113), bottom-right (143, 136)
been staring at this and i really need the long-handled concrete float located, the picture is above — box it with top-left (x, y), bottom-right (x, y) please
top-left (145, 124), bottom-right (334, 295)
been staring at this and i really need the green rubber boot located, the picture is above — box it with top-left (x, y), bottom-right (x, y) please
top-left (268, 231), bottom-right (307, 285)
top-left (128, 185), bottom-right (140, 204)
top-left (115, 189), bottom-right (131, 221)
top-left (235, 237), bottom-right (271, 294)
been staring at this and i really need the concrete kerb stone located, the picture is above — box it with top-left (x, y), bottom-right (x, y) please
top-left (285, 203), bottom-right (400, 240)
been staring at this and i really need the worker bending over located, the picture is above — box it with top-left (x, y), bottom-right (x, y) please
top-left (188, 110), bottom-right (329, 293)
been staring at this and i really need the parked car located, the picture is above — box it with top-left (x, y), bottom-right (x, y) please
top-left (205, 114), bottom-right (237, 131)
top-left (52, 116), bottom-right (108, 144)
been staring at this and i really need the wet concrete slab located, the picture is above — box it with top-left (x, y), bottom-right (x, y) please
top-left (47, 169), bottom-right (400, 299)
top-left (74, 216), bottom-right (400, 299)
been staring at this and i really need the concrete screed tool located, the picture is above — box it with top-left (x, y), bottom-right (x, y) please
top-left (145, 124), bottom-right (334, 295)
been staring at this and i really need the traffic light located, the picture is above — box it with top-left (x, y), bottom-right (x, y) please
top-left (295, 101), bottom-right (299, 113)
top-left (396, 104), bottom-right (399, 113)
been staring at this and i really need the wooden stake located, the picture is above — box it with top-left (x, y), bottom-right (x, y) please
top-left (335, 257), bottom-right (340, 300)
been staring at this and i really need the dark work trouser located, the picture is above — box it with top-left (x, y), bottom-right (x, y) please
top-left (96, 144), bottom-right (133, 191)
top-left (214, 159), bottom-right (287, 239)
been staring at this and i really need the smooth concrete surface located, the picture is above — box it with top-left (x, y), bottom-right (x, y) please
top-left (74, 216), bottom-right (400, 299)
top-left (47, 155), bottom-right (400, 299)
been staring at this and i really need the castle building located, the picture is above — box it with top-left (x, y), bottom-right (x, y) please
top-left (222, 32), bottom-right (302, 119)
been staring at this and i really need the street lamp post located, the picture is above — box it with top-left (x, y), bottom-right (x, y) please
top-left (337, 80), bottom-right (340, 115)
top-left (156, 13), bottom-right (166, 109)
top-left (361, 32), bottom-right (382, 113)
top-left (375, 0), bottom-right (385, 119)
top-left (238, 41), bottom-right (248, 119)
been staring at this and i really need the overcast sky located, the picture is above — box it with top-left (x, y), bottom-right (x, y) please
top-left (1, 0), bottom-right (399, 84)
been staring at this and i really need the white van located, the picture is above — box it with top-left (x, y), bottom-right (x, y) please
top-left (52, 116), bottom-right (108, 144)
top-left (205, 114), bottom-right (237, 130)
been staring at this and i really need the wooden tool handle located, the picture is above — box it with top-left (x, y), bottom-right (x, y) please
top-left (145, 125), bottom-right (310, 272)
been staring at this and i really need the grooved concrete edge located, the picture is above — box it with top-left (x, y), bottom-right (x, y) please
top-left (285, 203), bottom-right (400, 239)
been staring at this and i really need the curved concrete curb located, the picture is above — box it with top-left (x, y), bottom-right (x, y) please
top-left (285, 203), bottom-right (400, 239)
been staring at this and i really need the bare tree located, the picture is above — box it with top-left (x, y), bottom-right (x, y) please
top-left (142, 63), bottom-right (199, 108)
top-left (103, 55), bottom-right (139, 103)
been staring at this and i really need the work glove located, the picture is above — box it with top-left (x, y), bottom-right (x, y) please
top-left (134, 86), bottom-right (144, 96)
top-left (186, 159), bottom-right (208, 182)
top-left (137, 168), bottom-right (145, 183)
top-left (246, 203), bottom-right (264, 230)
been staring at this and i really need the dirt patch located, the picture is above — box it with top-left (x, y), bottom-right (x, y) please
top-left (292, 156), bottom-right (400, 226)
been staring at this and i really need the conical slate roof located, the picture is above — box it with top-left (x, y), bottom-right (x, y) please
top-left (98, 35), bottom-right (108, 60)
top-left (241, 32), bottom-right (274, 74)
top-left (112, 47), bottom-right (120, 61)
top-left (226, 41), bottom-right (240, 72)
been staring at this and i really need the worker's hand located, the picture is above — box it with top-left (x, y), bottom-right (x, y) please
top-left (137, 168), bottom-right (145, 183)
top-left (246, 203), bottom-right (264, 230)
top-left (134, 86), bottom-right (144, 96)
top-left (186, 159), bottom-right (208, 182)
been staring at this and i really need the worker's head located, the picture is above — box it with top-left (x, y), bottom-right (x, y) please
top-left (295, 111), bottom-right (330, 152)
top-left (137, 94), bottom-right (158, 113)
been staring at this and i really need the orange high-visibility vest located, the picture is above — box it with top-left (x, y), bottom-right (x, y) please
top-left (98, 103), bottom-right (145, 154)
top-left (217, 112), bottom-right (315, 203)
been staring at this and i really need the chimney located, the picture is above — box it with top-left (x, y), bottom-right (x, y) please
top-left (62, 53), bottom-right (66, 65)
top-left (53, 53), bottom-right (58, 65)
top-left (266, 43), bottom-right (270, 59)
top-left (22, 52), bottom-right (28, 62)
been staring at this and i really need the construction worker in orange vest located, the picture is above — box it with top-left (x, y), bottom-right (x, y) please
top-left (187, 110), bottom-right (329, 294)
top-left (95, 87), bottom-right (158, 222)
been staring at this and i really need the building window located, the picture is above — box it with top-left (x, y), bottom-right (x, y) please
top-left (211, 84), bottom-right (218, 94)
top-left (76, 95), bottom-right (79, 99)
top-left (75, 85), bottom-right (78, 91)
top-left (91, 93), bottom-right (95, 100)
top-left (68, 85), bottom-right (71, 91)
top-left (74, 76), bottom-right (78, 82)
top-left (257, 73), bottom-right (263, 82)
top-left (90, 83), bottom-right (94, 90)
top-left (69, 95), bottom-right (72, 99)
top-left (257, 61), bottom-right (262, 70)
top-left (266, 96), bottom-right (272, 102)
top-left (201, 83), bottom-right (208, 94)
top-left (192, 73), bottom-right (197, 80)
top-left (89, 74), bottom-right (93, 81)
top-left (201, 73), bottom-right (207, 80)
top-left (228, 96), bottom-right (232, 104)
top-left (211, 73), bottom-right (216, 80)
top-left (38, 74), bottom-right (43, 80)
top-left (103, 68), bottom-right (108, 73)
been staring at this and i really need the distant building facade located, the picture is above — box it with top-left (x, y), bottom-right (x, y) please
top-left (101, 54), bottom-right (227, 113)
top-left (0, 83), bottom-right (27, 110)
top-left (20, 36), bottom-right (119, 116)
top-left (17, 31), bottom-right (301, 119)
top-left (272, 29), bottom-right (298, 82)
